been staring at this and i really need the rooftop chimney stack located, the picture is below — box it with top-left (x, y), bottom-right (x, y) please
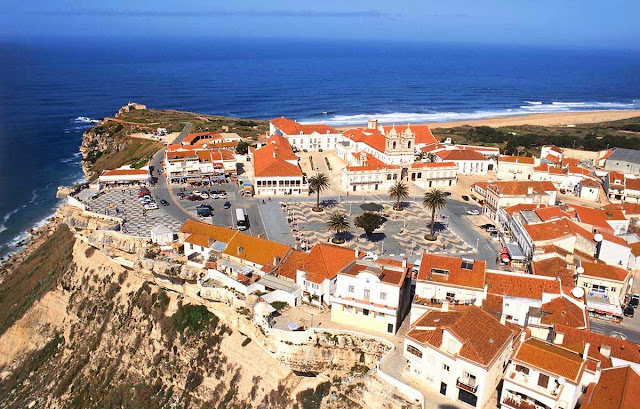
top-left (600, 345), bottom-right (611, 358)
top-left (583, 343), bottom-right (590, 361)
top-left (355, 248), bottom-right (360, 258)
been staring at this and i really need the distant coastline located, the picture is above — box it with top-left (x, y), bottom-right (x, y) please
top-left (335, 109), bottom-right (640, 130)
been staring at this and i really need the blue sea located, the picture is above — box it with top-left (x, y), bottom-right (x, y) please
top-left (0, 38), bottom-right (639, 258)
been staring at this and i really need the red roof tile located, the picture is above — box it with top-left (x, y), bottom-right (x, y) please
top-left (437, 149), bottom-right (488, 161)
top-left (271, 117), bottom-right (337, 135)
top-left (582, 366), bottom-right (640, 409)
top-left (485, 272), bottom-right (561, 299)
top-left (580, 261), bottom-right (629, 282)
top-left (500, 155), bottom-right (535, 164)
top-left (300, 244), bottom-right (360, 284)
top-left (514, 338), bottom-right (586, 381)
top-left (416, 254), bottom-right (486, 289)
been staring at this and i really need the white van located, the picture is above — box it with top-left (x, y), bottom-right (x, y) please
top-left (235, 208), bottom-right (249, 231)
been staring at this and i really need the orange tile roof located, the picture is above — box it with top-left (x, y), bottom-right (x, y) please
top-left (540, 296), bottom-right (587, 328)
top-left (406, 306), bottom-right (517, 367)
top-left (341, 262), bottom-right (409, 286)
top-left (562, 157), bottom-right (579, 167)
top-left (185, 233), bottom-right (212, 248)
top-left (554, 324), bottom-right (640, 368)
top-left (621, 202), bottom-right (640, 215)
top-left (630, 242), bottom-right (640, 257)
top-left (166, 150), bottom-right (198, 160)
top-left (481, 293), bottom-right (504, 317)
top-left (568, 165), bottom-right (593, 177)
top-left (524, 217), bottom-right (593, 243)
top-left (580, 261), bottom-right (629, 282)
top-left (253, 134), bottom-right (303, 177)
top-left (273, 250), bottom-right (306, 281)
top-left (502, 203), bottom-right (542, 215)
top-left (222, 232), bottom-right (291, 268)
top-left (625, 178), bottom-right (640, 191)
top-left (531, 257), bottom-right (575, 287)
top-left (417, 254), bottom-right (486, 289)
top-left (487, 180), bottom-right (556, 196)
top-left (514, 338), bottom-right (585, 381)
top-left (600, 231), bottom-right (630, 248)
top-left (271, 117), bottom-right (337, 135)
top-left (581, 178), bottom-right (601, 188)
top-left (437, 149), bottom-right (488, 161)
top-left (546, 145), bottom-right (563, 154)
top-left (535, 206), bottom-right (570, 222)
top-left (299, 244), bottom-right (359, 284)
top-left (180, 219), bottom-right (238, 243)
top-left (485, 272), bottom-right (560, 299)
top-left (572, 205), bottom-right (626, 230)
top-left (500, 155), bottom-right (535, 164)
top-left (382, 124), bottom-right (437, 145)
top-left (582, 366), bottom-right (640, 409)
top-left (608, 171), bottom-right (626, 188)
top-left (101, 169), bottom-right (149, 177)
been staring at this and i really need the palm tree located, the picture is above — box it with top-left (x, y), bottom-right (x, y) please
top-left (308, 173), bottom-right (330, 212)
top-left (388, 181), bottom-right (409, 211)
top-left (326, 212), bottom-right (350, 243)
top-left (423, 188), bottom-right (447, 239)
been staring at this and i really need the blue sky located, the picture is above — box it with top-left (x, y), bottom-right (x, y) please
top-left (2, 0), bottom-right (638, 49)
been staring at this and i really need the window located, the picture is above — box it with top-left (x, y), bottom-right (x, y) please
top-left (538, 373), bottom-right (549, 388)
top-left (446, 292), bottom-right (455, 300)
top-left (463, 371), bottom-right (477, 386)
top-left (364, 289), bottom-right (370, 299)
top-left (443, 363), bottom-right (450, 371)
top-left (407, 344), bottom-right (422, 358)
top-left (348, 285), bottom-right (354, 293)
top-left (363, 309), bottom-right (369, 316)
top-left (515, 365), bottom-right (529, 375)
top-left (431, 268), bottom-right (449, 276)
top-left (380, 292), bottom-right (387, 300)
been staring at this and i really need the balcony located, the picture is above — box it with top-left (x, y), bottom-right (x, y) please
top-left (456, 377), bottom-right (478, 393)
top-left (501, 391), bottom-right (551, 409)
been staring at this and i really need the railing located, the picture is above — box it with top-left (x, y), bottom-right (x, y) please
top-left (456, 377), bottom-right (478, 393)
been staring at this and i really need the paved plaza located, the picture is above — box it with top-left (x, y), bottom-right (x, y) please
top-left (282, 200), bottom-right (475, 256)
top-left (84, 188), bottom-right (184, 237)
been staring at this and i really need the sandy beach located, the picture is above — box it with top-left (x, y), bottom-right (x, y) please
top-left (336, 110), bottom-right (640, 130)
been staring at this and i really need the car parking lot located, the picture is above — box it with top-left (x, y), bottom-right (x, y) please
top-left (84, 187), bottom-right (183, 236)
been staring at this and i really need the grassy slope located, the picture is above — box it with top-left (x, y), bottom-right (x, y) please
top-left (84, 109), bottom-right (268, 181)
top-left (432, 116), bottom-right (640, 156)
top-left (0, 225), bottom-right (75, 336)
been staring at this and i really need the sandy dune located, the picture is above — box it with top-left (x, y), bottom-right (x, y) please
top-left (335, 110), bottom-right (640, 130)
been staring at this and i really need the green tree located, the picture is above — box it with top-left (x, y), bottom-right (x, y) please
top-left (354, 212), bottom-right (384, 237)
top-left (423, 188), bottom-right (447, 239)
top-left (308, 173), bottom-right (331, 212)
top-left (388, 181), bottom-right (410, 211)
top-left (236, 141), bottom-right (250, 155)
top-left (326, 212), bottom-right (350, 243)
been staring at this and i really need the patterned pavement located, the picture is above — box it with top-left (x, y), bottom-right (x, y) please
top-left (283, 201), bottom-right (474, 256)
top-left (84, 188), bottom-right (184, 237)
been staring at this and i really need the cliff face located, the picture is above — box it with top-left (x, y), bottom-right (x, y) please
top-left (0, 218), bottom-right (417, 409)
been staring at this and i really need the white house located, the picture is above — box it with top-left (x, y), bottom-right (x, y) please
top-left (405, 305), bottom-right (519, 408)
top-left (250, 134), bottom-right (308, 196)
top-left (501, 336), bottom-right (600, 409)
top-left (497, 156), bottom-right (536, 181)
top-left (98, 167), bottom-right (151, 187)
top-left (435, 149), bottom-right (490, 175)
top-left (270, 117), bottom-right (342, 151)
top-left (330, 258), bottom-right (413, 334)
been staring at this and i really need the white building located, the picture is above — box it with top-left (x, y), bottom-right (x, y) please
top-left (250, 134), bottom-right (308, 196)
top-left (497, 156), bottom-right (536, 181)
top-left (501, 336), bottom-right (600, 409)
top-left (435, 149), bottom-right (490, 175)
top-left (97, 167), bottom-right (151, 187)
top-left (330, 259), bottom-right (413, 334)
top-left (270, 117), bottom-right (342, 151)
top-left (405, 305), bottom-right (519, 408)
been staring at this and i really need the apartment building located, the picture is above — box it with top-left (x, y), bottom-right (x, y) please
top-left (269, 116), bottom-right (342, 151)
top-left (497, 156), bottom-right (536, 181)
top-left (250, 134), bottom-right (308, 196)
top-left (330, 258), bottom-right (412, 334)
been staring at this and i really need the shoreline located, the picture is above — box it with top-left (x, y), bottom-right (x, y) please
top-left (335, 110), bottom-right (640, 130)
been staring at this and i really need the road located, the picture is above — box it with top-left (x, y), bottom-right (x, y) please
top-left (589, 319), bottom-right (640, 344)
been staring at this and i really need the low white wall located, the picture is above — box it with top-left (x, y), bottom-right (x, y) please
top-left (205, 269), bottom-right (249, 295)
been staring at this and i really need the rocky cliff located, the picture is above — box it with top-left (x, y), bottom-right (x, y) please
top-left (0, 219), bottom-right (418, 409)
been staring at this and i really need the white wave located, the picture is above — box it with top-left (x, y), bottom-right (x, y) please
top-left (304, 100), bottom-right (640, 126)
top-left (60, 152), bottom-right (83, 163)
top-left (74, 116), bottom-right (99, 124)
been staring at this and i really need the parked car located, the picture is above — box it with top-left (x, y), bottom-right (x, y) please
top-left (487, 227), bottom-right (498, 233)
top-left (160, 199), bottom-right (169, 206)
top-left (144, 203), bottom-right (158, 210)
top-left (197, 204), bottom-right (213, 210)
top-left (480, 224), bottom-right (495, 230)
top-left (318, 148), bottom-right (323, 152)
top-left (223, 201), bottom-right (231, 209)
top-left (188, 195), bottom-right (203, 201)
top-left (443, 192), bottom-right (452, 196)
top-left (630, 294), bottom-right (639, 308)
top-left (199, 192), bottom-right (209, 199)
top-left (462, 195), bottom-right (470, 201)
top-left (624, 305), bottom-right (635, 317)
top-left (197, 207), bottom-right (212, 217)
top-left (466, 209), bottom-right (480, 215)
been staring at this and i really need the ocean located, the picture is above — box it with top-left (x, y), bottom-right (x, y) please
top-left (0, 38), bottom-right (639, 259)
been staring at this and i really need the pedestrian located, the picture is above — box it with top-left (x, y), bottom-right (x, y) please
top-left (268, 197), bottom-right (271, 202)
top-left (262, 199), bottom-right (265, 205)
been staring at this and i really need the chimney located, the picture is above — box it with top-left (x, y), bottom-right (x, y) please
top-left (368, 119), bottom-right (378, 129)
top-left (355, 248), bottom-right (360, 258)
top-left (520, 331), bottom-right (526, 343)
top-left (527, 186), bottom-right (534, 195)
top-left (554, 332), bottom-right (565, 344)
top-left (273, 151), bottom-right (277, 158)
top-left (273, 256), bottom-right (281, 266)
top-left (583, 343), bottom-right (590, 361)
top-left (600, 345), bottom-right (611, 358)
top-left (402, 258), bottom-right (407, 268)
top-left (237, 246), bottom-right (244, 256)
top-left (441, 301), bottom-right (449, 312)
top-left (500, 314), bottom-right (506, 326)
